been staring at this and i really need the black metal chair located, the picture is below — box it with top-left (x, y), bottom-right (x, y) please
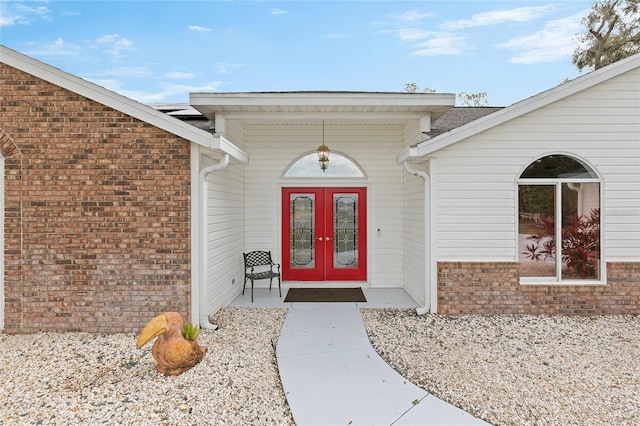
top-left (243, 251), bottom-right (281, 302)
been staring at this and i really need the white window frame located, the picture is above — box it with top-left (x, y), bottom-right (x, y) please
top-left (517, 155), bottom-right (604, 285)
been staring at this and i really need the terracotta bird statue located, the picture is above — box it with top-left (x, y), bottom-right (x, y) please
top-left (136, 312), bottom-right (207, 376)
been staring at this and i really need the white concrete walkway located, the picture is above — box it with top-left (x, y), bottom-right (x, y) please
top-left (276, 302), bottom-right (491, 426)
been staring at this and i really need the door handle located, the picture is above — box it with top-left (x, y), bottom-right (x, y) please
top-left (317, 237), bottom-right (324, 241)
top-left (325, 237), bottom-right (333, 241)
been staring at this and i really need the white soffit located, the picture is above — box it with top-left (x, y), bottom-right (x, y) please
top-left (0, 45), bottom-right (248, 163)
top-left (189, 91), bottom-right (456, 123)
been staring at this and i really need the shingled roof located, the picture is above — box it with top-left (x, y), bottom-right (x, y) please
top-left (426, 106), bottom-right (504, 137)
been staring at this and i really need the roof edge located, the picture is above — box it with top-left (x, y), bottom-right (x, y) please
top-left (1, 45), bottom-right (247, 160)
top-left (411, 53), bottom-right (640, 158)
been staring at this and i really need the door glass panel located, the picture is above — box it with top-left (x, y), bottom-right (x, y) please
top-left (333, 193), bottom-right (358, 269)
top-left (290, 194), bottom-right (315, 268)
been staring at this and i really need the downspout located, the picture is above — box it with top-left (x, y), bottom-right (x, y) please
top-left (198, 154), bottom-right (230, 330)
top-left (403, 161), bottom-right (431, 316)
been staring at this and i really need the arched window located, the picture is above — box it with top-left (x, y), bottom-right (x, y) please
top-left (283, 152), bottom-right (366, 179)
top-left (518, 154), bottom-right (601, 282)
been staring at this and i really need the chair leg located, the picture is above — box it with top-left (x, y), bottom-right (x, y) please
top-left (269, 278), bottom-right (273, 292)
top-left (277, 277), bottom-right (281, 297)
top-left (242, 277), bottom-right (247, 295)
top-left (251, 279), bottom-right (254, 303)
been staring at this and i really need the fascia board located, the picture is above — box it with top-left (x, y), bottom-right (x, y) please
top-left (397, 147), bottom-right (419, 163)
top-left (414, 53), bottom-right (640, 158)
top-left (190, 92), bottom-right (456, 108)
top-left (217, 135), bottom-right (249, 164)
top-left (1, 45), bottom-right (216, 150)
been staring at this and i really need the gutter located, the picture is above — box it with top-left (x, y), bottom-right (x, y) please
top-left (403, 161), bottom-right (431, 316)
top-left (197, 154), bottom-right (230, 330)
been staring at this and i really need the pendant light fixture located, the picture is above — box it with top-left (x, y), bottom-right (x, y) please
top-left (316, 120), bottom-right (330, 172)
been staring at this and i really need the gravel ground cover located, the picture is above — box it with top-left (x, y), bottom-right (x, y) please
top-left (0, 308), bottom-right (294, 426)
top-left (362, 309), bottom-right (640, 426)
top-left (1, 307), bottom-right (638, 426)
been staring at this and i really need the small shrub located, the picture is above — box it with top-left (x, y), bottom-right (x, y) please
top-left (183, 323), bottom-right (202, 341)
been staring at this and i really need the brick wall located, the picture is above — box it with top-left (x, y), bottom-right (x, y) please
top-left (1, 63), bottom-right (192, 333)
top-left (438, 261), bottom-right (640, 315)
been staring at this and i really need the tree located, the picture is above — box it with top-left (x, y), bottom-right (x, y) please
top-left (403, 83), bottom-right (490, 106)
top-left (573, 0), bottom-right (640, 71)
top-left (403, 83), bottom-right (435, 93)
top-left (457, 92), bottom-right (489, 106)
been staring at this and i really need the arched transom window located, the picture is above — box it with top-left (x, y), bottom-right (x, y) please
top-left (283, 152), bottom-right (366, 179)
top-left (518, 154), bottom-right (601, 282)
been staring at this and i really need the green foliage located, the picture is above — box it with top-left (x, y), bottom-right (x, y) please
top-left (183, 323), bottom-right (202, 341)
top-left (573, 0), bottom-right (640, 71)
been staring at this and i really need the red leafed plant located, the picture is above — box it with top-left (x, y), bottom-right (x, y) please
top-left (523, 208), bottom-right (600, 278)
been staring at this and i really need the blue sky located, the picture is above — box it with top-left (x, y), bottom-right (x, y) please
top-left (1, 0), bottom-right (595, 106)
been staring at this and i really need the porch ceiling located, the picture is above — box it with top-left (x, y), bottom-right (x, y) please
top-left (189, 91), bottom-right (456, 125)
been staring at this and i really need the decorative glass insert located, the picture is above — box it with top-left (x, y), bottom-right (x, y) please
top-left (518, 155), bottom-right (600, 282)
top-left (290, 194), bottom-right (315, 268)
top-left (284, 153), bottom-right (365, 178)
top-left (333, 193), bottom-right (359, 269)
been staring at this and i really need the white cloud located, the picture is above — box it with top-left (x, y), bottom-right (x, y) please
top-left (271, 8), bottom-right (289, 15)
top-left (86, 77), bottom-right (224, 103)
top-left (96, 34), bottom-right (133, 60)
top-left (394, 28), bottom-right (435, 42)
top-left (0, 3), bottom-right (51, 26)
top-left (499, 13), bottom-right (583, 64)
top-left (214, 63), bottom-right (244, 74)
top-left (165, 71), bottom-right (196, 79)
top-left (215, 64), bottom-right (229, 74)
top-left (326, 33), bottom-right (346, 39)
top-left (384, 27), bottom-right (469, 57)
top-left (164, 81), bottom-right (223, 93)
top-left (442, 5), bottom-right (557, 30)
top-left (393, 10), bottom-right (435, 23)
top-left (24, 38), bottom-right (81, 56)
top-left (411, 33), bottom-right (468, 57)
top-left (189, 25), bottom-right (211, 32)
top-left (93, 66), bottom-right (154, 78)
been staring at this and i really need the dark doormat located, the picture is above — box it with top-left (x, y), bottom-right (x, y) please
top-left (284, 287), bottom-right (367, 303)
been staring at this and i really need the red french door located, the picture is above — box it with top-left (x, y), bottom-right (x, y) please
top-left (282, 187), bottom-right (367, 281)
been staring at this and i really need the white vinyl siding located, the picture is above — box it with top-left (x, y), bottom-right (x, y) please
top-left (402, 171), bottom-right (426, 304)
top-left (401, 119), bottom-right (427, 305)
top-left (244, 124), bottom-right (404, 287)
top-left (431, 68), bottom-right (640, 262)
top-left (201, 118), bottom-right (247, 316)
top-left (203, 155), bottom-right (245, 315)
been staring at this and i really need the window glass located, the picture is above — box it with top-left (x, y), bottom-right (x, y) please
top-left (519, 185), bottom-right (556, 277)
top-left (284, 153), bottom-right (365, 178)
top-left (520, 155), bottom-right (597, 179)
top-left (518, 155), bottom-right (600, 282)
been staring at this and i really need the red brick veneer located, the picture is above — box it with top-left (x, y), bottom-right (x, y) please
top-left (1, 63), bottom-right (192, 333)
top-left (437, 261), bottom-right (640, 315)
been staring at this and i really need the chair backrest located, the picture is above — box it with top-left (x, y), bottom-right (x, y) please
top-left (244, 251), bottom-right (273, 269)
